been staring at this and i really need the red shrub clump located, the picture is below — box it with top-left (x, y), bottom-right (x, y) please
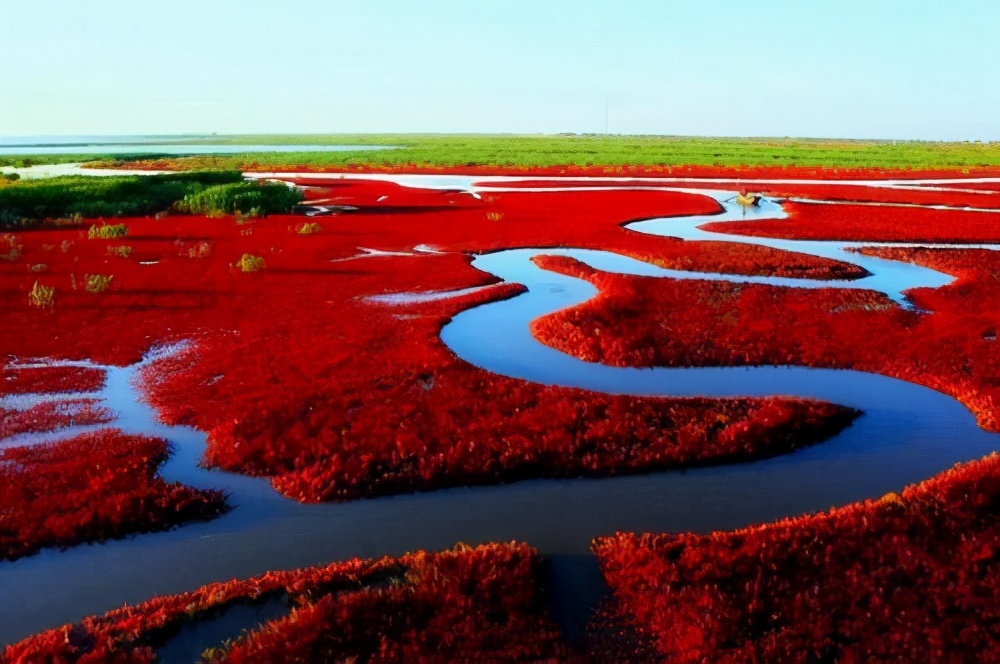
top-left (756, 183), bottom-right (1000, 209)
top-left (531, 252), bottom-right (1000, 431)
top-left (0, 430), bottom-right (227, 561)
top-left (705, 200), bottom-right (1000, 243)
top-left (591, 452), bottom-right (1000, 662)
top-left (3, 542), bottom-right (576, 663)
top-left (1, 400), bottom-right (112, 439)
top-left (254, 387), bottom-right (854, 502)
top-left (0, 366), bottom-right (106, 396)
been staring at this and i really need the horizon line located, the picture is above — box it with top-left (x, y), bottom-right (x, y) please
top-left (1, 132), bottom-right (997, 145)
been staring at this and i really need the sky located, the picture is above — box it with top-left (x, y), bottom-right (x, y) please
top-left (1, 0), bottom-right (998, 140)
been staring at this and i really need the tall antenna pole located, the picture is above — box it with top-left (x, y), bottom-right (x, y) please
top-left (604, 97), bottom-right (609, 136)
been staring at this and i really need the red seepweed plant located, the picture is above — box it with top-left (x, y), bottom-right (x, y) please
top-left (1, 365), bottom-right (106, 396)
top-left (3, 542), bottom-right (577, 663)
top-left (531, 250), bottom-right (1000, 432)
top-left (591, 452), bottom-right (1000, 662)
top-left (1, 399), bottom-right (112, 439)
top-left (707, 200), bottom-right (1000, 243)
top-left (0, 430), bottom-right (227, 561)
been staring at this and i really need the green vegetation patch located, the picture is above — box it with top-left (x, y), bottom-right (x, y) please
top-left (0, 153), bottom-right (165, 168)
top-left (0, 171), bottom-right (301, 229)
top-left (174, 181), bottom-right (301, 218)
top-left (81, 134), bottom-right (1000, 170)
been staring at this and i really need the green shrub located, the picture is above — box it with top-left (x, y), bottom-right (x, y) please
top-left (173, 181), bottom-right (301, 216)
top-left (0, 171), bottom-right (288, 229)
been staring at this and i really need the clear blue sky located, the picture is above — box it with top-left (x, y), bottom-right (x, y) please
top-left (1, 0), bottom-right (998, 140)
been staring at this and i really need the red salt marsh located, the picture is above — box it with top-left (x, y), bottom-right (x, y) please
top-left (3, 542), bottom-right (575, 663)
top-left (591, 453), bottom-right (1000, 662)
top-left (0, 430), bottom-right (226, 562)
top-left (530, 248), bottom-right (1000, 432)
top-left (2, 170), bottom-right (999, 660)
top-left (706, 200), bottom-right (1000, 243)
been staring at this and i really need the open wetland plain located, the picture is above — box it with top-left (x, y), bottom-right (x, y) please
top-left (2, 138), bottom-right (1000, 661)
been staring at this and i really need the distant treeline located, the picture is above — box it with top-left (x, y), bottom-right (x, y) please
top-left (0, 171), bottom-right (301, 228)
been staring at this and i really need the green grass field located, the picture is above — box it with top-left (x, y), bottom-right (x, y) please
top-left (0, 171), bottom-right (299, 229)
top-left (2, 135), bottom-right (998, 170)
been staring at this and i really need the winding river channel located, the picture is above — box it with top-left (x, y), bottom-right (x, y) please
top-left (2, 172), bottom-right (999, 646)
